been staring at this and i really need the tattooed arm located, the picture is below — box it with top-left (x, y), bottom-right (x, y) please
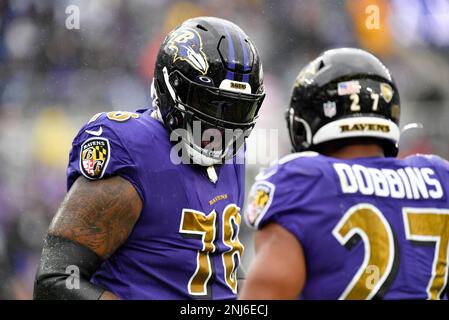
top-left (34, 175), bottom-right (142, 300)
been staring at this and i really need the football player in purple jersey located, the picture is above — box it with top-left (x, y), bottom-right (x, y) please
top-left (240, 48), bottom-right (449, 300)
top-left (34, 17), bottom-right (265, 300)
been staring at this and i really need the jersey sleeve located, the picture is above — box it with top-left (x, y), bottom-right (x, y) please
top-left (66, 116), bottom-right (144, 202)
top-left (244, 157), bottom-right (322, 246)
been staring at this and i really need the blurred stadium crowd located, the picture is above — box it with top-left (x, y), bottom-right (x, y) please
top-left (0, 0), bottom-right (449, 299)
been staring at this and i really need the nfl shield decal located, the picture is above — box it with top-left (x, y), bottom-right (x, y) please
top-left (323, 101), bottom-right (337, 118)
top-left (245, 181), bottom-right (275, 228)
top-left (80, 137), bottom-right (110, 179)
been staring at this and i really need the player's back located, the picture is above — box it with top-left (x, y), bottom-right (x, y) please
top-left (246, 152), bottom-right (449, 300)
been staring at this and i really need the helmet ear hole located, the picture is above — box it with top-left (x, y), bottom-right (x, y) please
top-left (288, 109), bottom-right (310, 152)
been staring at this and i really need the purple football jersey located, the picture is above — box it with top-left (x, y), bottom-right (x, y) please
top-left (67, 109), bottom-right (246, 300)
top-left (245, 151), bottom-right (449, 300)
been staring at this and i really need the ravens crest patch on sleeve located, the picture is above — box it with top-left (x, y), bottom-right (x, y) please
top-left (245, 181), bottom-right (275, 228)
top-left (79, 137), bottom-right (110, 179)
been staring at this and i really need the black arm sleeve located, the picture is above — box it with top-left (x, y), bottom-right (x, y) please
top-left (33, 235), bottom-right (106, 300)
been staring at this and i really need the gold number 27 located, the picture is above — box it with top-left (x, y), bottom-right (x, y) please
top-left (333, 204), bottom-right (449, 300)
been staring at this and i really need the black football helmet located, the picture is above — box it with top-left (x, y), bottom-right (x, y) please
top-left (152, 17), bottom-right (265, 166)
top-left (286, 48), bottom-right (400, 157)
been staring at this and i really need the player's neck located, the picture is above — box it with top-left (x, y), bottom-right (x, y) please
top-left (324, 144), bottom-right (385, 160)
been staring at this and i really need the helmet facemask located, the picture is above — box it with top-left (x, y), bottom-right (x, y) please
top-left (159, 67), bottom-right (265, 166)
